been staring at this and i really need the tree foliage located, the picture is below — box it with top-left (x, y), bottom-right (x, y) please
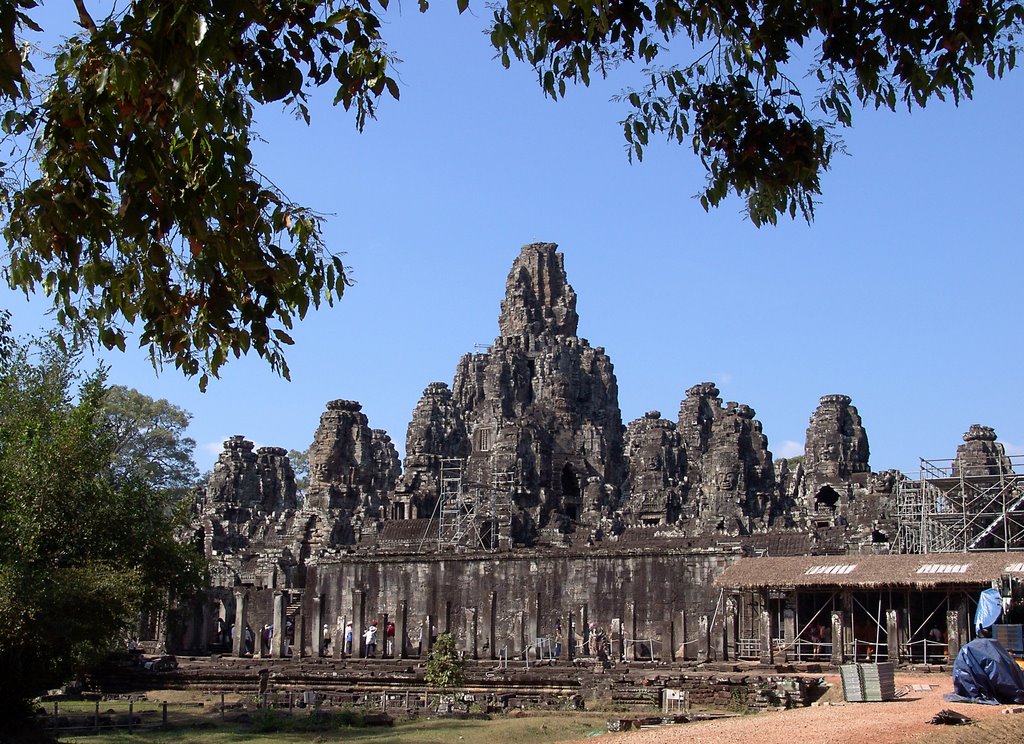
top-left (489, 0), bottom-right (1023, 224)
top-left (100, 384), bottom-right (201, 503)
top-left (425, 632), bottom-right (465, 689)
top-left (1, 0), bottom-right (1020, 385)
top-left (1, 0), bottom-right (386, 388)
top-left (287, 447), bottom-right (310, 496)
top-left (0, 316), bottom-right (204, 718)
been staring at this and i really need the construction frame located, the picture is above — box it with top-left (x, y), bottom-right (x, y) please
top-left (894, 453), bottom-right (1024, 553)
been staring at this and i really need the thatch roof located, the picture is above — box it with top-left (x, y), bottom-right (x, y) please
top-left (715, 552), bottom-right (1024, 590)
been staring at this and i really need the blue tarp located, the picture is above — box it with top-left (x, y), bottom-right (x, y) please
top-left (944, 638), bottom-right (1024, 705)
top-left (975, 588), bottom-right (1003, 632)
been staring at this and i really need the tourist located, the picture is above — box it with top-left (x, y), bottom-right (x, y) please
top-left (323, 623), bottom-right (332, 655)
top-left (365, 623), bottom-right (378, 657)
top-left (345, 622), bottom-right (353, 655)
top-left (386, 621), bottom-right (396, 656)
top-left (244, 624), bottom-right (254, 655)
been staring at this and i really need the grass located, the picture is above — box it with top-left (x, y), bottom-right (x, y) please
top-left (58, 707), bottom-right (614, 744)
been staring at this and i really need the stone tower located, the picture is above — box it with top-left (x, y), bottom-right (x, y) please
top-left (677, 384), bottom-right (775, 534)
top-left (953, 424), bottom-right (1014, 476)
top-left (401, 243), bottom-right (626, 546)
top-left (303, 399), bottom-right (400, 547)
top-left (800, 394), bottom-right (870, 516)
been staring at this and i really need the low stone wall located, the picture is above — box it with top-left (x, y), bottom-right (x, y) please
top-left (671, 673), bottom-right (822, 710)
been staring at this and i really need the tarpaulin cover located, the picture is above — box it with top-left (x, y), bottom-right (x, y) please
top-left (974, 588), bottom-right (1003, 632)
top-left (943, 638), bottom-right (1024, 705)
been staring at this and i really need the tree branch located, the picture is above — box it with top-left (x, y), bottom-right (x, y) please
top-left (73, 0), bottom-right (97, 33)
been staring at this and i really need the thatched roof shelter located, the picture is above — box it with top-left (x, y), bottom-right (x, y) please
top-left (715, 553), bottom-right (1024, 590)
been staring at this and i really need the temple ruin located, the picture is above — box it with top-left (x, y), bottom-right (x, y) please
top-left (179, 242), bottom-right (1024, 667)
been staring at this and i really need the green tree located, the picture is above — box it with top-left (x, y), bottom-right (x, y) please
top-left (1, 0), bottom-right (1020, 383)
top-left (425, 631), bottom-right (466, 690)
top-left (288, 447), bottom-right (310, 496)
top-left (0, 316), bottom-right (204, 723)
top-left (100, 384), bottom-right (201, 504)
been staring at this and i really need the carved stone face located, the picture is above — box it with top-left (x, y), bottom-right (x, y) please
top-left (716, 469), bottom-right (738, 491)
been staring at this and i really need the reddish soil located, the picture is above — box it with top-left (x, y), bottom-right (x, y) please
top-left (578, 672), bottom-right (1024, 744)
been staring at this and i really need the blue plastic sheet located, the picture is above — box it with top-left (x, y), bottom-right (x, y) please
top-left (975, 588), bottom-right (1003, 632)
top-left (944, 637), bottom-right (1024, 705)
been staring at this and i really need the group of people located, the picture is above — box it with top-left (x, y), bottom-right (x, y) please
top-left (320, 620), bottom-right (400, 657)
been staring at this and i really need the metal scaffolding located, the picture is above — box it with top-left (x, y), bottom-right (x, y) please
top-left (895, 454), bottom-right (1024, 553)
top-left (433, 457), bottom-right (515, 552)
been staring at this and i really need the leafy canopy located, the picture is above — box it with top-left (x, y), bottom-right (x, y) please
top-left (488, 0), bottom-right (1022, 224)
top-left (1, 0), bottom-right (384, 388)
top-left (1, 0), bottom-right (1020, 385)
top-left (100, 384), bottom-right (201, 503)
top-left (0, 315), bottom-right (204, 715)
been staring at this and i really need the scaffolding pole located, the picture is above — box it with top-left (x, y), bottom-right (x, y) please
top-left (895, 454), bottom-right (1024, 553)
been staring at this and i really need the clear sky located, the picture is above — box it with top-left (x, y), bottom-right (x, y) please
top-left (4, 2), bottom-right (1024, 478)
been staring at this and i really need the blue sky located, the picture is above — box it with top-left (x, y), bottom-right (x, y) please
top-left (4, 2), bottom-right (1024, 477)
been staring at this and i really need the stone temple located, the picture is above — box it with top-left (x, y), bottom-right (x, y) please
top-left (180, 242), bottom-right (1020, 662)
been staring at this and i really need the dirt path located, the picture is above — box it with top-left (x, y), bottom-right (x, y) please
top-left (576, 673), bottom-right (1022, 744)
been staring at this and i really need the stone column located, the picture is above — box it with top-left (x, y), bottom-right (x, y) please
top-left (886, 609), bottom-right (899, 663)
top-left (759, 610), bottom-right (773, 665)
top-left (830, 610), bottom-right (845, 665)
top-left (581, 603), bottom-right (589, 656)
top-left (625, 601), bottom-right (635, 661)
top-left (517, 610), bottom-right (526, 659)
top-left (947, 609), bottom-right (963, 660)
top-left (293, 600), bottom-right (304, 658)
top-left (272, 592), bottom-right (287, 658)
top-left (398, 600), bottom-right (409, 659)
top-left (842, 591), bottom-right (855, 660)
top-left (489, 592), bottom-right (498, 660)
top-left (352, 589), bottom-right (365, 658)
top-left (678, 610), bottom-right (689, 660)
top-left (725, 597), bottom-right (738, 662)
top-left (423, 615), bottom-right (435, 657)
top-left (470, 607), bottom-right (479, 660)
top-left (697, 614), bottom-right (710, 662)
top-left (444, 601), bottom-right (452, 635)
top-left (310, 595), bottom-right (322, 657)
top-left (380, 612), bottom-right (389, 658)
top-left (233, 590), bottom-right (249, 657)
top-left (566, 610), bottom-right (574, 661)
top-left (534, 592), bottom-right (543, 653)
